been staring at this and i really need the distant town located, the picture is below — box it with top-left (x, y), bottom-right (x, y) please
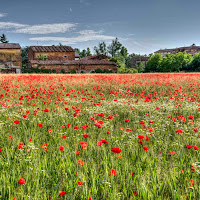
top-left (0, 34), bottom-right (200, 73)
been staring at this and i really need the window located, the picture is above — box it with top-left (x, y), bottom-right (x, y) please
top-left (63, 55), bottom-right (68, 58)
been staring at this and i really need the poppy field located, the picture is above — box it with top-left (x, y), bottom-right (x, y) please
top-left (1, 73), bottom-right (200, 200)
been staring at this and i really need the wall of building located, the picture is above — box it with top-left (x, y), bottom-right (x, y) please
top-left (0, 49), bottom-right (21, 67)
top-left (32, 51), bottom-right (75, 61)
top-left (31, 64), bottom-right (117, 73)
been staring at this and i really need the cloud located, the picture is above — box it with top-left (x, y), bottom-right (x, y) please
top-left (0, 22), bottom-right (27, 29)
top-left (0, 21), bottom-right (76, 34)
top-left (0, 13), bottom-right (7, 18)
top-left (29, 29), bottom-right (115, 44)
top-left (15, 23), bottom-right (76, 34)
top-left (80, 0), bottom-right (91, 6)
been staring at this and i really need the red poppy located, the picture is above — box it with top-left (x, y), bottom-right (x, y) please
top-left (77, 181), bottom-right (83, 185)
top-left (194, 146), bottom-right (199, 150)
top-left (14, 120), bottom-right (20, 124)
top-left (109, 169), bottom-right (117, 176)
top-left (62, 135), bottom-right (67, 139)
top-left (101, 139), bottom-right (109, 144)
top-left (111, 147), bottom-right (121, 153)
top-left (8, 136), bottom-right (13, 140)
top-left (18, 178), bottom-right (25, 185)
top-left (74, 126), bottom-right (79, 130)
top-left (189, 180), bottom-right (194, 185)
top-left (22, 115), bottom-right (27, 118)
top-left (97, 141), bottom-right (103, 146)
top-left (188, 115), bottom-right (194, 119)
top-left (0, 148), bottom-right (2, 152)
top-left (29, 138), bottom-right (32, 141)
top-left (145, 136), bottom-right (149, 141)
top-left (138, 135), bottom-right (144, 139)
top-left (186, 145), bottom-right (193, 149)
top-left (59, 145), bottom-right (64, 151)
top-left (83, 134), bottom-right (89, 138)
top-left (80, 141), bottom-right (87, 149)
top-left (77, 160), bottom-right (85, 165)
top-left (125, 119), bottom-right (129, 123)
top-left (142, 146), bottom-right (149, 151)
top-left (176, 129), bottom-right (183, 134)
top-left (38, 124), bottom-right (43, 127)
top-left (75, 150), bottom-right (80, 155)
top-left (59, 191), bottom-right (66, 196)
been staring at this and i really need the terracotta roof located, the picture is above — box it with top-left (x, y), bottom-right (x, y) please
top-left (29, 46), bottom-right (74, 52)
top-left (155, 45), bottom-right (200, 53)
top-left (0, 43), bottom-right (21, 49)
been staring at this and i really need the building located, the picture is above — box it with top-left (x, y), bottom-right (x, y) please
top-left (131, 56), bottom-right (149, 68)
top-left (0, 43), bottom-right (21, 73)
top-left (28, 46), bottom-right (117, 73)
top-left (155, 44), bottom-right (200, 56)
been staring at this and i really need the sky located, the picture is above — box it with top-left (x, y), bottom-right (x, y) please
top-left (0, 0), bottom-right (200, 55)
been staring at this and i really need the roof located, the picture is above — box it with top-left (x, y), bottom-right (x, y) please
top-left (0, 43), bottom-right (21, 49)
top-left (75, 51), bottom-right (80, 58)
top-left (29, 46), bottom-right (74, 52)
top-left (155, 45), bottom-right (200, 53)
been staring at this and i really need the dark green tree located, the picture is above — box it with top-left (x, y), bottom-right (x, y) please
top-left (107, 38), bottom-right (122, 57)
top-left (86, 47), bottom-right (92, 56)
top-left (145, 53), bottom-right (163, 72)
top-left (94, 41), bottom-right (107, 55)
top-left (0, 34), bottom-right (8, 43)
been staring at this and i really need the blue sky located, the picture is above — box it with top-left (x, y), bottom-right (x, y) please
top-left (0, 0), bottom-right (200, 54)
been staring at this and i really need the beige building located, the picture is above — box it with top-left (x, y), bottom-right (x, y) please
top-left (0, 43), bottom-right (21, 73)
top-left (155, 44), bottom-right (200, 56)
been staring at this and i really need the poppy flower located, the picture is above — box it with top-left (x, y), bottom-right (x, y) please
top-left (101, 139), bottom-right (109, 144)
top-left (142, 146), bottom-right (149, 151)
top-left (138, 135), bottom-right (145, 139)
top-left (80, 141), bottom-right (87, 149)
top-left (0, 148), bottom-right (2, 152)
top-left (77, 181), bottom-right (83, 185)
top-left (186, 145), bottom-right (193, 149)
top-left (22, 115), bottom-right (27, 118)
top-left (77, 160), bottom-right (85, 165)
top-left (111, 147), bottom-right (121, 154)
top-left (59, 146), bottom-right (64, 151)
top-left (189, 180), bottom-right (194, 185)
top-left (74, 126), bottom-right (79, 130)
top-left (88, 197), bottom-right (92, 200)
top-left (18, 178), bottom-right (25, 185)
top-left (38, 124), bottom-right (43, 127)
top-left (176, 129), bottom-right (183, 134)
top-left (29, 138), bottom-right (32, 141)
top-left (14, 120), bottom-right (20, 124)
top-left (8, 136), bottom-right (13, 140)
top-left (59, 191), bottom-right (66, 196)
top-left (188, 115), bottom-right (194, 119)
top-left (48, 129), bottom-right (52, 133)
top-left (75, 150), bottom-right (80, 155)
top-left (109, 169), bottom-right (117, 176)
top-left (62, 136), bottom-right (67, 139)
top-left (194, 146), bottom-right (199, 150)
top-left (125, 119), bottom-right (129, 123)
top-left (97, 141), bottom-right (103, 146)
top-left (83, 134), bottom-right (89, 138)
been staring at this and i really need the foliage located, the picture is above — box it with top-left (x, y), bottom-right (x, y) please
top-left (136, 61), bottom-right (145, 73)
top-left (186, 53), bottom-right (200, 71)
top-left (37, 54), bottom-right (47, 61)
top-left (120, 46), bottom-right (128, 58)
top-left (21, 46), bottom-right (29, 66)
top-left (117, 66), bottom-right (138, 73)
top-left (107, 38), bottom-right (122, 57)
top-left (94, 41), bottom-right (107, 55)
top-left (0, 33), bottom-right (8, 43)
top-left (145, 53), bottom-right (163, 72)
top-left (91, 68), bottom-right (113, 73)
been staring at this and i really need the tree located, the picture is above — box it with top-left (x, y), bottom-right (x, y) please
top-left (86, 48), bottom-right (92, 56)
top-left (0, 34), bottom-right (8, 43)
top-left (145, 53), bottom-right (163, 72)
top-left (188, 53), bottom-right (200, 71)
top-left (120, 46), bottom-right (128, 58)
top-left (74, 48), bottom-right (81, 55)
top-left (80, 49), bottom-right (87, 58)
top-left (21, 46), bottom-right (29, 66)
top-left (107, 38), bottom-right (122, 57)
top-left (136, 61), bottom-right (144, 73)
top-left (94, 41), bottom-right (107, 55)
